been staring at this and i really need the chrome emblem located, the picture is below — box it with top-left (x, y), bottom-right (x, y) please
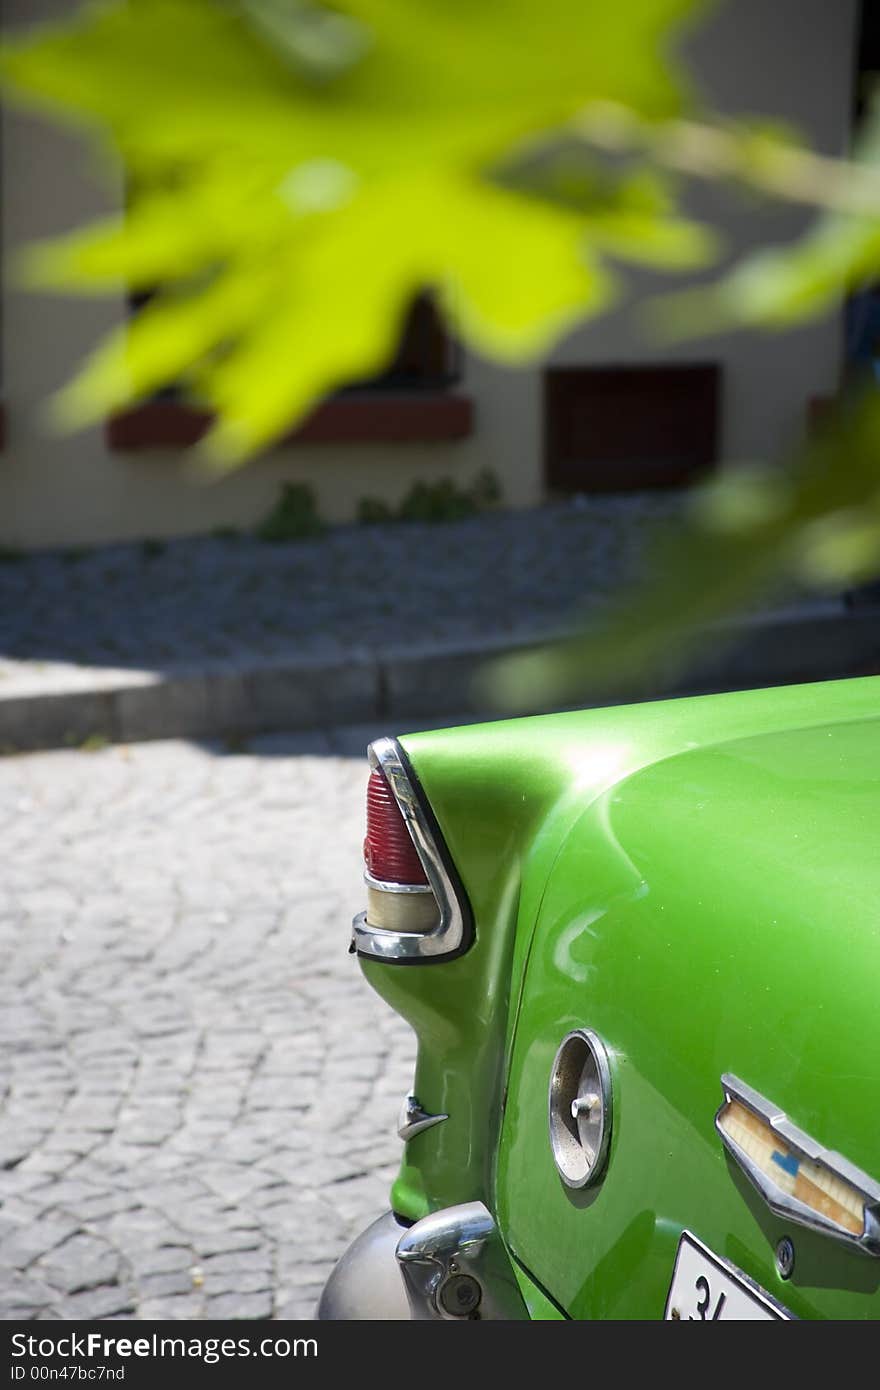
top-left (716, 1074), bottom-right (880, 1256)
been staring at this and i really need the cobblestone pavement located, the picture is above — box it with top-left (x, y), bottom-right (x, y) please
top-left (0, 497), bottom-right (685, 695)
top-left (0, 726), bottom-right (419, 1320)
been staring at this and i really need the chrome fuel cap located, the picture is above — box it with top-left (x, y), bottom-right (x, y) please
top-left (548, 1029), bottom-right (612, 1188)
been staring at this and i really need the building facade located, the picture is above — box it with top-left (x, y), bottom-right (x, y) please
top-left (0, 0), bottom-right (861, 549)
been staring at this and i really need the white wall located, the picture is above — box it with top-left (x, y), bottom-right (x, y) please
top-left (0, 0), bottom-right (859, 548)
top-left (548, 0), bottom-right (858, 467)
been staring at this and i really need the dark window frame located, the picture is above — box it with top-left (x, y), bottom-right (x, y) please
top-left (544, 362), bottom-right (721, 493)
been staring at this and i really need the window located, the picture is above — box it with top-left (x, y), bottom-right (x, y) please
top-left (108, 291), bottom-right (471, 450)
top-left (545, 363), bottom-right (720, 493)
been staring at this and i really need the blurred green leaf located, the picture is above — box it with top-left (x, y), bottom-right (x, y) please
top-left (650, 97), bottom-right (880, 334)
top-left (486, 390), bottom-right (880, 707)
top-left (500, 151), bottom-right (717, 268)
top-left (239, 0), bottom-right (369, 77)
top-left (1, 0), bottom-right (704, 460)
top-left (7, 1), bottom-right (880, 715)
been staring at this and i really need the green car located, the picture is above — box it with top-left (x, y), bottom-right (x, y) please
top-left (317, 676), bottom-right (880, 1320)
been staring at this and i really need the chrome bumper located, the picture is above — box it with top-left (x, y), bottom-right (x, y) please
top-left (316, 1201), bottom-right (529, 1320)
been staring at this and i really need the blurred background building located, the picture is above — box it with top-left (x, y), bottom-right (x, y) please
top-left (0, 0), bottom-right (869, 549)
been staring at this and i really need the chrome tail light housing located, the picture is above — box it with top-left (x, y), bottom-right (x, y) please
top-left (352, 737), bottom-right (473, 964)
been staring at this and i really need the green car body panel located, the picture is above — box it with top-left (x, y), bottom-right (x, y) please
top-left (359, 676), bottom-right (880, 1319)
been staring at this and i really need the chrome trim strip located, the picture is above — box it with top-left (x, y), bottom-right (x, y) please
top-left (715, 1073), bottom-right (880, 1257)
top-left (395, 1201), bottom-right (529, 1319)
top-left (397, 1092), bottom-right (449, 1142)
top-left (353, 737), bottom-right (472, 963)
top-left (364, 870), bottom-right (434, 896)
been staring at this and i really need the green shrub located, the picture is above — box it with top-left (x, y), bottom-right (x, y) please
top-left (470, 468), bottom-right (502, 508)
top-left (256, 483), bottom-right (326, 542)
top-left (398, 479), bottom-right (475, 522)
top-left (357, 497), bottom-right (395, 524)
top-left (358, 470), bottom-right (502, 526)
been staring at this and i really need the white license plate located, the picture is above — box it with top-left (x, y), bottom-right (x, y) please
top-left (664, 1232), bottom-right (790, 1320)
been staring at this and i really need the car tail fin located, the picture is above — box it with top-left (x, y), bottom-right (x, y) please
top-left (352, 737), bottom-right (472, 963)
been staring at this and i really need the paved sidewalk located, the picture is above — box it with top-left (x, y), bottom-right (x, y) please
top-left (0, 498), bottom-right (676, 680)
top-left (0, 497), bottom-right (678, 751)
top-left (0, 726), bottom-right (415, 1320)
top-left (1, 498), bottom-right (878, 752)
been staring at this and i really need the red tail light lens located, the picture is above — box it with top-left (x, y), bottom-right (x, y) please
top-left (365, 769), bottom-right (429, 885)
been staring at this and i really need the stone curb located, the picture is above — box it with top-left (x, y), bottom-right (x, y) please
top-left (0, 605), bottom-right (878, 753)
